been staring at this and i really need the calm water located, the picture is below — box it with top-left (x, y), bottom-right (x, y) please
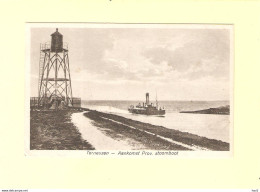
top-left (81, 100), bottom-right (230, 143)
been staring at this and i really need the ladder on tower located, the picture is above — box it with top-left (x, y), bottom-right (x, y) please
top-left (38, 44), bottom-right (45, 101)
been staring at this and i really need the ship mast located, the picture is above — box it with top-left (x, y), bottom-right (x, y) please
top-left (156, 91), bottom-right (158, 109)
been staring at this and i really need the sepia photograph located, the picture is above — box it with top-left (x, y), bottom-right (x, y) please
top-left (27, 24), bottom-right (233, 153)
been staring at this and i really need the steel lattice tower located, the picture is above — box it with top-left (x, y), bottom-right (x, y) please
top-left (38, 28), bottom-right (73, 109)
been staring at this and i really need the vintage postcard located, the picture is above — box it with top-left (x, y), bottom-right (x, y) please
top-left (26, 23), bottom-right (233, 157)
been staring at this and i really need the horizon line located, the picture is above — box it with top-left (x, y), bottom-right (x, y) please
top-left (81, 99), bottom-right (229, 102)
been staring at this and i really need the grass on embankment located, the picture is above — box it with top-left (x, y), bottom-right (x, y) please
top-left (85, 110), bottom-right (229, 151)
top-left (30, 110), bottom-right (94, 150)
top-left (84, 111), bottom-right (190, 150)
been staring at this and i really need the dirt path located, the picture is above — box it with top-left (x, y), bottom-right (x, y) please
top-left (71, 112), bottom-right (146, 150)
top-left (84, 110), bottom-right (229, 151)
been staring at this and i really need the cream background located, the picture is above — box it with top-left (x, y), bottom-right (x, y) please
top-left (0, 0), bottom-right (260, 189)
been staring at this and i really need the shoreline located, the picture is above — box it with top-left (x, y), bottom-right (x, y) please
top-left (30, 107), bottom-right (229, 151)
top-left (180, 105), bottom-right (230, 115)
top-left (83, 109), bottom-right (229, 151)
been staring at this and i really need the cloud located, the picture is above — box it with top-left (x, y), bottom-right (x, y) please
top-left (142, 29), bottom-right (230, 80)
top-left (30, 27), bottom-right (231, 100)
top-left (68, 29), bottom-right (115, 74)
top-left (68, 28), bottom-right (230, 83)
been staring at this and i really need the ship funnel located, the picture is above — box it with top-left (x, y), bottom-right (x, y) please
top-left (146, 93), bottom-right (149, 105)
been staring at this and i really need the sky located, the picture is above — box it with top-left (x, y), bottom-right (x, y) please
top-left (30, 26), bottom-right (231, 101)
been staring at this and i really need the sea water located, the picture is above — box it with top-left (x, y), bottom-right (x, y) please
top-left (81, 100), bottom-right (230, 143)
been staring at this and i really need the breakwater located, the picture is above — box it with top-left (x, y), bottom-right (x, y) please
top-left (30, 107), bottom-right (229, 151)
top-left (83, 109), bottom-right (229, 151)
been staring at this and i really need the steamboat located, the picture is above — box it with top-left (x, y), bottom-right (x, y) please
top-left (128, 93), bottom-right (165, 116)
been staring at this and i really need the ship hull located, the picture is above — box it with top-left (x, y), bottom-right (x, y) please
top-left (128, 108), bottom-right (165, 116)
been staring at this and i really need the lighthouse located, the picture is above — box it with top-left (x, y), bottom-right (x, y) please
top-left (37, 28), bottom-right (74, 110)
